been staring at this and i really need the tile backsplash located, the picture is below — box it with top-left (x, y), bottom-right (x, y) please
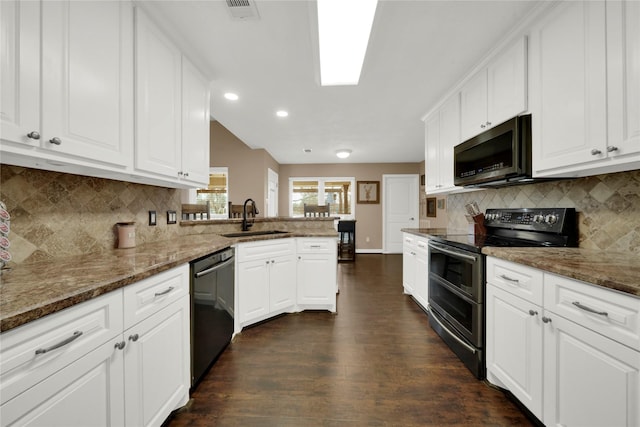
top-left (2, 165), bottom-right (639, 264)
top-left (0, 165), bottom-right (183, 264)
top-left (447, 169), bottom-right (640, 254)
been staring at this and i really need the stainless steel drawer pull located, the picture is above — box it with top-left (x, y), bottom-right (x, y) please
top-left (310, 245), bottom-right (322, 248)
top-left (572, 301), bottom-right (608, 317)
top-left (35, 331), bottom-right (83, 355)
top-left (499, 274), bottom-right (520, 284)
top-left (154, 286), bottom-right (174, 297)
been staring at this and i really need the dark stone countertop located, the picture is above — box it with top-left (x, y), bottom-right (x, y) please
top-left (0, 230), bottom-right (337, 332)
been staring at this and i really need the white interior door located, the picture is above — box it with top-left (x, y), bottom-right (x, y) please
top-left (267, 168), bottom-right (278, 217)
top-left (383, 174), bottom-right (419, 253)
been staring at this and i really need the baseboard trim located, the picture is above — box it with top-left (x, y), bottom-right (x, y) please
top-left (356, 249), bottom-right (383, 254)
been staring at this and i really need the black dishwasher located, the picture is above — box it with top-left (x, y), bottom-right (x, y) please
top-left (190, 247), bottom-right (234, 387)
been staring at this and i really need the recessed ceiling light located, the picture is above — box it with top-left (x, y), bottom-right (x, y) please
top-left (336, 149), bottom-right (351, 159)
top-left (224, 92), bottom-right (239, 101)
top-left (276, 110), bottom-right (289, 117)
top-left (317, 0), bottom-right (378, 86)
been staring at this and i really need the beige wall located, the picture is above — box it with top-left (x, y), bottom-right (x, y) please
top-left (278, 163), bottom-right (421, 251)
top-left (210, 121), bottom-right (279, 214)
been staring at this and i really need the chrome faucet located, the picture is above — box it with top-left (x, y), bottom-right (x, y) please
top-left (242, 198), bottom-right (259, 231)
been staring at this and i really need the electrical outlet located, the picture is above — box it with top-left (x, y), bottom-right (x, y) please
top-left (167, 210), bottom-right (177, 224)
top-left (149, 210), bottom-right (157, 226)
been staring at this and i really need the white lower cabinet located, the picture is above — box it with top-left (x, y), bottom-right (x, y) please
top-left (296, 238), bottom-right (337, 312)
top-left (0, 265), bottom-right (190, 427)
top-left (124, 296), bottom-right (190, 427)
top-left (235, 237), bottom-right (338, 332)
top-left (486, 257), bottom-right (640, 426)
top-left (402, 233), bottom-right (429, 310)
top-left (237, 239), bottom-right (297, 328)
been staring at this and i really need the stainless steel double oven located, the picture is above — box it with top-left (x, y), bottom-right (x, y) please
top-left (428, 239), bottom-right (485, 378)
top-left (426, 207), bottom-right (578, 380)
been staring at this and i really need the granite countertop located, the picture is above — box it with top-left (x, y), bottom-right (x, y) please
top-left (401, 228), bottom-right (639, 298)
top-left (482, 247), bottom-right (640, 298)
top-left (0, 230), bottom-right (337, 333)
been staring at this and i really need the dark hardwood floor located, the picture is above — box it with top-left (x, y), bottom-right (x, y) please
top-left (167, 254), bottom-right (533, 426)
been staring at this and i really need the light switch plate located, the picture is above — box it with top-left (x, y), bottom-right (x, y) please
top-left (149, 210), bottom-right (157, 226)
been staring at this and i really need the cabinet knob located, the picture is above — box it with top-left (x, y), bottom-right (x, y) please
top-left (114, 341), bottom-right (126, 350)
top-left (177, 171), bottom-right (183, 176)
top-left (542, 316), bottom-right (552, 324)
top-left (528, 309), bottom-right (538, 316)
top-left (49, 137), bottom-right (62, 145)
top-left (183, 172), bottom-right (189, 177)
top-left (480, 124), bottom-right (486, 129)
top-left (27, 131), bottom-right (41, 140)
top-left (607, 146), bottom-right (619, 153)
top-left (128, 334), bottom-right (139, 342)
top-left (590, 148), bottom-right (602, 155)
top-left (486, 121), bottom-right (491, 126)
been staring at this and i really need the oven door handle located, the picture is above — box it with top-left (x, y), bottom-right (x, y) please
top-left (429, 308), bottom-right (477, 354)
top-left (428, 242), bottom-right (478, 263)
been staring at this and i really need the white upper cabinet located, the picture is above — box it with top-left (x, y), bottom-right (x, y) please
top-left (530, 1), bottom-right (608, 176)
top-left (134, 7), bottom-right (183, 179)
top-left (1, 0), bottom-right (40, 148)
top-left (41, 1), bottom-right (134, 167)
top-left (460, 37), bottom-right (527, 142)
top-left (424, 94), bottom-right (461, 194)
top-left (531, 0), bottom-right (640, 177)
top-left (134, 7), bottom-right (210, 187)
top-left (606, 0), bottom-right (640, 165)
top-left (181, 58), bottom-right (211, 186)
top-left (1, 0), bottom-right (134, 168)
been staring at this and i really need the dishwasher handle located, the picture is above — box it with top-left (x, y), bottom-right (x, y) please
top-left (195, 256), bottom-right (234, 278)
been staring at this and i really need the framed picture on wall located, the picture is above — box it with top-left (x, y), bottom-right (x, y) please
top-left (426, 197), bottom-right (437, 217)
top-left (357, 181), bottom-right (380, 204)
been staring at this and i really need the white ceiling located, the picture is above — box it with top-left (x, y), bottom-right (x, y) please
top-left (139, 0), bottom-right (541, 165)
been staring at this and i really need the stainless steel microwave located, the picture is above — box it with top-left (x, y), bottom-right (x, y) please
top-left (453, 115), bottom-right (532, 187)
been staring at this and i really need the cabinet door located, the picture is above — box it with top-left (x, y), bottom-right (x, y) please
top-left (459, 70), bottom-right (487, 141)
top-left (237, 259), bottom-right (270, 323)
top-left (297, 253), bottom-right (336, 311)
top-left (41, 0), bottom-right (133, 167)
top-left (424, 113), bottom-right (440, 194)
top-left (487, 37), bottom-right (527, 128)
top-left (0, 340), bottom-right (125, 427)
top-left (134, 7), bottom-right (182, 178)
top-left (438, 94), bottom-right (460, 191)
top-left (402, 237), bottom-right (416, 294)
top-left (543, 313), bottom-right (640, 427)
top-left (0, 0), bottom-right (40, 147)
top-left (181, 57), bottom-right (210, 186)
top-left (486, 285), bottom-right (543, 419)
top-left (269, 255), bottom-right (297, 313)
top-left (414, 241), bottom-right (429, 308)
top-left (531, 1), bottom-right (608, 176)
top-left (606, 0), bottom-right (640, 160)
top-left (124, 296), bottom-right (190, 427)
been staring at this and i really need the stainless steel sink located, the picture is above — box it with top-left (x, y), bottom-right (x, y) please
top-left (221, 230), bottom-right (291, 238)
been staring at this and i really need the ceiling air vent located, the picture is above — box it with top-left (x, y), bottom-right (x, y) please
top-left (225, 0), bottom-right (260, 20)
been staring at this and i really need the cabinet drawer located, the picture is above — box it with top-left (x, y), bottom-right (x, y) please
top-left (297, 238), bottom-right (337, 254)
top-left (544, 272), bottom-right (640, 350)
top-left (486, 257), bottom-right (543, 305)
top-left (237, 238), bottom-right (295, 262)
top-left (0, 290), bottom-right (123, 405)
top-left (403, 234), bottom-right (415, 246)
top-left (123, 265), bottom-right (189, 329)
top-left (415, 238), bottom-right (429, 254)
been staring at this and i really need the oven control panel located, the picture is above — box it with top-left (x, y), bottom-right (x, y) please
top-left (484, 208), bottom-right (574, 233)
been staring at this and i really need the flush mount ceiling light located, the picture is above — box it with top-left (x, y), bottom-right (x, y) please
top-left (336, 149), bottom-right (351, 159)
top-left (276, 110), bottom-right (289, 117)
top-left (317, 0), bottom-right (378, 86)
top-left (224, 92), bottom-right (239, 101)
